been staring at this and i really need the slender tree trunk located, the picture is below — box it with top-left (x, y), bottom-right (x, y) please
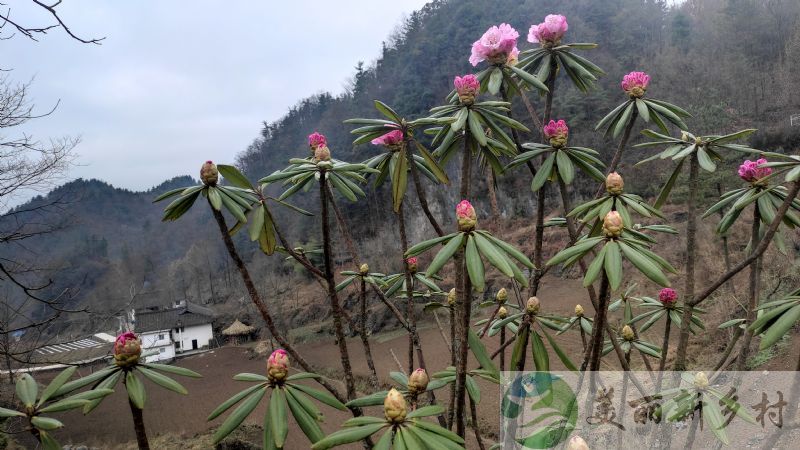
top-left (319, 171), bottom-right (357, 400)
top-left (453, 129), bottom-right (472, 438)
top-left (736, 203), bottom-right (762, 370)
top-left (407, 141), bottom-right (444, 237)
top-left (499, 326), bottom-right (506, 371)
top-left (360, 278), bottom-right (379, 390)
top-left (455, 274), bottom-right (472, 438)
top-left (447, 303), bottom-right (456, 429)
top-left (486, 168), bottom-right (500, 219)
top-left (469, 395), bottom-right (486, 450)
top-left (674, 156), bottom-right (699, 371)
top-left (397, 201), bottom-right (416, 373)
top-left (125, 376), bottom-right (150, 450)
top-left (588, 273), bottom-right (611, 371)
top-left (209, 206), bottom-right (347, 403)
top-left (605, 109), bottom-right (638, 176)
top-left (659, 314), bottom-right (672, 371)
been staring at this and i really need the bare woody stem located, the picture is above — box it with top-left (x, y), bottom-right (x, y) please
top-left (407, 140), bottom-right (444, 237)
top-left (360, 278), bottom-right (380, 390)
top-left (209, 205), bottom-right (348, 404)
top-left (736, 199), bottom-right (762, 370)
top-left (318, 171), bottom-right (357, 401)
top-left (124, 376), bottom-right (150, 450)
top-left (396, 200), bottom-right (416, 372)
top-left (469, 395), bottom-right (486, 450)
top-left (673, 156), bottom-right (698, 371)
top-left (658, 314), bottom-right (672, 372)
top-left (453, 128), bottom-right (472, 438)
top-left (587, 272), bottom-right (611, 371)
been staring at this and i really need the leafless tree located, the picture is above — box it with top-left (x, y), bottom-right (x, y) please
top-left (0, 0), bottom-right (104, 44)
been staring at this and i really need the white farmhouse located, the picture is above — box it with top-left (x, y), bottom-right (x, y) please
top-left (134, 302), bottom-right (215, 362)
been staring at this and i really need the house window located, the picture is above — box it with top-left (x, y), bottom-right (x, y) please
top-left (175, 341), bottom-right (181, 349)
top-left (159, 348), bottom-right (165, 354)
top-left (158, 334), bottom-right (165, 340)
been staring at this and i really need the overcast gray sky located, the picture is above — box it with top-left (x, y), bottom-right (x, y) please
top-left (5, 0), bottom-right (429, 197)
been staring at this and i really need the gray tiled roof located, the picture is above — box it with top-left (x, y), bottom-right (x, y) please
top-left (135, 303), bottom-right (214, 333)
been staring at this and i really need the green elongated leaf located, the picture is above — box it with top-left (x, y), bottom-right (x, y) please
top-left (288, 383), bottom-right (347, 411)
top-left (329, 172), bottom-right (357, 202)
top-left (38, 366), bottom-right (77, 407)
top-left (703, 398), bottom-right (730, 445)
top-left (407, 405), bottom-right (446, 419)
top-left (217, 164), bottom-right (254, 190)
top-left (37, 398), bottom-right (89, 414)
top-left (16, 374), bottom-right (37, 407)
top-left (284, 385), bottom-right (323, 419)
top-left (212, 386), bottom-right (267, 444)
top-left (153, 186), bottom-right (191, 202)
top-left (414, 141), bottom-right (448, 184)
top-left (468, 329), bottom-right (499, 378)
top-left (270, 388), bottom-right (289, 448)
top-left (285, 388), bottom-right (325, 444)
top-left (509, 64), bottom-right (549, 92)
top-left (583, 244), bottom-right (607, 287)
top-left (596, 101), bottom-right (630, 132)
top-left (373, 429), bottom-right (393, 450)
top-left (406, 232), bottom-right (459, 257)
top-left (541, 328), bottom-right (577, 371)
top-left (468, 111), bottom-right (488, 147)
top-left (425, 234), bottom-right (465, 277)
top-left (759, 304), bottom-right (800, 350)
top-left (547, 237), bottom-right (603, 267)
top-left (311, 423), bottom-right (388, 450)
top-left (125, 371), bottom-right (146, 409)
top-left (54, 367), bottom-right (118, 398)
top-left (488, 67), bottom-right (503, 95)
top-left (81, 371), bottom-right (122, 414)
top-left (0, 406), bottom-right (24, 418)
top-left (708, 128), bottom-right (756, 145)
top-left (391, 152), bottom-right (408, 212)
top-left (345, 390), bottom-right (388, 408)
top-left (478, 231), bottom-right (534, 269)
top-left (248, 205), bottom-right (266, 241)
top-left (696, 147), bottom-right (716, 172)
top-left (473, 233), bottom-right (515, 278)
top-left (613, 102), bottom-right (635, 138)
top-left (465, 375), bottom-right (481, 404)
top-left (510, 324), bottom-right (530, 370)
top-left (531, 153), bottom-right (555, 192)
top-left (633, 341), bottom-right (661, 358)
top-left (604, 241), bottom-right (623, 290)
top-left (234, 373), bottom-right (269, 382)
top-left (138, 366), bottom-right (188, 395)
top-left (39, 431), bottom-right (61, 450)
top-left (31, 416), bottom-right (63, 431)
top-left (555, 150), bottom-right (574, 185)
top-left (635, 99), bottom-right (650, 122)
top-left (374, 100), bottom-right (402, 122)
top-left (530, 330), bottom-right (549, 372)
top-left (412, 417), bottom-right (465, 445)
top-left (465, 236), bottom-right (485, 292)
top-left (618, 241), bottom-right (669, 287)
top-left (452, 107), bottom-right (468, 132)
top-left (208, 383), bottom-right (266, 421)
top-left (208, 186), bottom-right (223, 210)
top-left (655, 159), bottom-right (685, 209)
top-left (406, 425), bottom-right (464, 450)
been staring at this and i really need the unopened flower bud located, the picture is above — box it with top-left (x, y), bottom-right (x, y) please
top-left (456, 200), bottom-right (477, 231)
top-left (407, 368), bottom-right (429, 394)
top-left (447, 288), bottom-right (457, 306)
top-left (113, 331), bottom-right (141, 368)
top-left (566, 436), bottom-right (590, 450)
top-left (498, 306), bottom-right (508, 319)
top-left (314, 145), bottom-right (331, 162)
top-left (454, 75), bottom-right (480, 105)
top-left (575, 304), bottom-right (584, 317)
top-left (359, 263), bottom-right (369, 275)
top-left (405, 257), bottom-right (418, 273)
top-left (200, 161), bottom-right (218, 186)
top-left (526, 297), bottom-right (540, 315)
top-left (384, 388), bottom-right (407, 423)
top-left (602, 211), bottom-right (624, 238)
top-left (543, 119), bottom-right (569, 148)
top-left (621, 325), bottom-right (635, 341)
top-left (693, 371), bottom-right (709, 389)
top-left (658, 288), bottom-right (677, 307)
top-left (496, 288), bottom-right (508, 304)
top-left (605, 172), bottom-right (624, 195)
top-left (267, 349), bottom-right (289, 382)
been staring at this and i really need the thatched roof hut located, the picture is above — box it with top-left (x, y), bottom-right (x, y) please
top-left (222, 320), bottom-right (255, 344)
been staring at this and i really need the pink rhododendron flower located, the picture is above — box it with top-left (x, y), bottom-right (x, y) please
top-left (405, 257), bottom-right (418, 273)
top-left (308, 132), bottom-right (327, 150)
top-left (658, 288), bottom-right (677, 305)
top-left (506, 46), bottom-right (520, 66)
top-left (528, 14), bottom-right (568, 45)
top-left (113, 331), bottom-right (141, 367)
top-left (454, 74), bottom-right (480, 104)
top-left (267, 348), bottom-right (289, 381)
top-left (543, 119), bottom-right (569, 147)
top-left (456, 200), bottom-right (477, 231)
top-left (371, 129), bottom-right (404, 148)
top-left (738, 158), bottom-right (772, 183)
top-left (621, 71), bottom-right (650, 98)
top-left (469, 23), bottom-right (519, 67)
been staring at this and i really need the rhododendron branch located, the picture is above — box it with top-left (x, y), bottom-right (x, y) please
top-left (735, 202), bottom-right (762, 370)
top-left (469, 395), bottom-right (486, 450)
top-left (713, 326), bottom-right (743, 372)
top-left (658, 315), bottom-right (671, 372)
top-left (407, 141), bottom-right (444, 237)
top-left (397, 201), bottom-right (417, 372)
top-left (359, 277), bottom-right (380, 390)
top-left (125, 382), bottom-right (150, 450)
top-left (673, 157), bottom-right (698, 371)
top-left (586, 273), bottom-right (611, 371)
top-left (326, 186), bottom-right (361, 266)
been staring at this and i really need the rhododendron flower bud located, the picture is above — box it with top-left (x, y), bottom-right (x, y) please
top-left (693, 371), bottom-right (709, 389)
top-left (567, 436), bottom-right (590, 450)
top-left (496, 287), bottom-right (508, 304)
top-left (200, 161), bottom-right (218, 186)
top-left (506, 47), bottom-right (520, 66)
top-left (359, 263), bottom-right (370, 275)
top-left (528, 14), bottom-right (569, 47)
top-left (308, 132), bottom-right (327, 151)
top-left (738, 158), bottom-right (772, 183)
top-left (658, 288), bottom-right (677, 306)
top-left (498, 306), bottom-right (508, 319)
top-left (621, 71), bottom-right (650, 98)
top-left (384, 388), bottom-right (407, 423)
top-left (371, 129), bottom-right (405, 150)
top-left (469, 23), bottom-right (519, 67)
top-left (114, 331), bottom-right (141, 368)
top-left (314, 145), bottom-right (331, 162)
top-left (447, 288), bottom-right (457, 306)
top-left (543, 119), bottom-right (569, 148)
top-left (407, 368), bottom-right (429, 394)
top-left (605, 172), bottom-right (624, 195)
top-left (575, 304), bottom-right (584, 317)
top-left (454, 74), bottom-right (480, 105)
top-left (406, 257), bottom-right (418, 273)
top-left (456, 200), bottom-right (477, 231)
top-left (602, 211), bottom-right (624, 238)
top-left (267, 349), bottom-right (289, 382)
top-left (526, 297), bottom-right (540, 315)
top-left (621, 325), bottom-right (635, 341)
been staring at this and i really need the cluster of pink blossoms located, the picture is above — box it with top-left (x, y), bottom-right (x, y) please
top-left (308, 132), bottom-right (327, 150)
top-left (738, 158), bottom-right (772, 183)
top-left (621, 71), bottom-right (650, 98)
top-left (528, 14), bottom-right (568, 45)
top-left (454, 74), bottom-right (480, 104)
top-left (371, 129), bottom-right (404, 148)
top-left (658, 288), bottom-right (677, 306)
top-left (267, 348), bottom-right (289, 382)
top-left (469, 23), bottom-right (519, 67)
top-left (543, 119), bottom-right (569, 147)
top-left (456, 200), bottom-right (477, 231)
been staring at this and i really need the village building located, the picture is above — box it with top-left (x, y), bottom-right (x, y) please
top-left (134, 302), bottom-right (215, 362)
